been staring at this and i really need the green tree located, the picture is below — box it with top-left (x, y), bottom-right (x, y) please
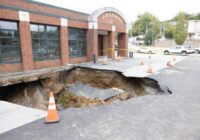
top-left (164, 22), bottom-right (176, 39)
top-left (174, 12), bottom-right (188, 45)
top-left (129, 12), bottom-right (160, 45)
top-left (144, 29), bottom-right (154, 45)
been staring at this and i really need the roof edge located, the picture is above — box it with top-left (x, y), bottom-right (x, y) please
top-left (25, 0), bottom-right (89, 16)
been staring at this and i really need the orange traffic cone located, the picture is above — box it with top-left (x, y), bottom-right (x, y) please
top-left (102, 56), bottom-right (108, 65)
top-left (117, 55), bottom-right (122, 62)
top-left (166, 61), bottom-right (174, 67)
top-left (45, 92), bottom-right (60, 124)
top-left (147, 66), bottom-right (153, 73)
top-left (139, 61), bottom-right (144, 65)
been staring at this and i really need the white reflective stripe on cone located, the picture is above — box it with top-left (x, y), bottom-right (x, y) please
top-left (49, 97), bottom-right (55, 104)
top-left (48, 104), bottom-right (56, 110)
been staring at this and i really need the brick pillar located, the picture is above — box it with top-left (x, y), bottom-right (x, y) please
top-left (107, 31), bottom-right (115, 59)
top-left (19, 12), bottom-right (33, 71)
top-left (60, 18), bottom-right (68, 65)
top-left (60, 27), bottom-right (68, 65)
top-left (87, 29), bottom-right (98, 61)
top-left (118, 33), bottom-right (128, 57)
top-left (103, 36), bottom-right (108, 56)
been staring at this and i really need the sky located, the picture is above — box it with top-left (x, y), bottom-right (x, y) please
top-left (35, 0), bottom-right (200, 24)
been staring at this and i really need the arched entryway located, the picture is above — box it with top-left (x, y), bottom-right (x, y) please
top-left (87, 7), bottom-right (128, 60)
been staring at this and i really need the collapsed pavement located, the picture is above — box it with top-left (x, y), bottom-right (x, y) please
top-left (1, 56), bottom-right (200, 140)
top-left (0, 67), bottom-right (164, 110)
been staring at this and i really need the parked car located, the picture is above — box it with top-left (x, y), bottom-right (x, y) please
top-left (195, 48), bottom-right (200, 54)
top-left (136, 47), bottom-right (156, 54)
top-left (163, 45), bottom-right (195, 55)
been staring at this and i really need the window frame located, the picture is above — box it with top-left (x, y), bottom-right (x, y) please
top-left (68, 27), bottom-right (87, 58)
top-left (0, 20), bottom-right (21, 64)
top-left (30, 23), bottom-right (60, 61)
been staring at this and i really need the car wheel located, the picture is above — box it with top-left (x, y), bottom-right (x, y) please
top-left (181, 51), bottom-right (187, 55)
top-left (164, 50), bottom-right (169, 55)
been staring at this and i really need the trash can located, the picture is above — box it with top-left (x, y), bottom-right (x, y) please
top-left (129, 52), bottom-right (133, 58)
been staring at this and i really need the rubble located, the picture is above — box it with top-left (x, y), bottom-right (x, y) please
top-left (0, 68), bottom-right (162, 110)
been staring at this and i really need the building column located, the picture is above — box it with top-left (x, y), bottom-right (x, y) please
top-left (103, 36), bottom-right (108, 56)
top-left (87, 22), bottom-right (98, 61)
top-left (19, 11), bottom-right (33, 71)
top-left (107, 31), bottom-right (115, 59)
top-left (118, 33), bottom-right (128, 57)
top-left (60, 18), bottom-right (68, 65)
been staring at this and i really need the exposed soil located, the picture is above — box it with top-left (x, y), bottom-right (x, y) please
top-left (0, 68), bottom-right (162, 110)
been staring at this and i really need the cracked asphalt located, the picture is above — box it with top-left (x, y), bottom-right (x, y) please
top-left (1, 56), bottom-right (200, 140)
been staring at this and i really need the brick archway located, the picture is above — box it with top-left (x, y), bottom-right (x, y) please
top-left (87, 7), bottom-right (128, 60)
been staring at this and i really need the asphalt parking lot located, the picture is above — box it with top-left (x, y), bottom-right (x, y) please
top-left (1, 54), bottom-right (200, 140)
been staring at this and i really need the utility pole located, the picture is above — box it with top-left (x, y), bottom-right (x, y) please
top-left (152, 21), bottom-right (154, 46)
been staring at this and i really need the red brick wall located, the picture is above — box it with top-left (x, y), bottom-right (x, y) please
top-left (98, 23), bottom-right (112, 31)
top-left (0, 0), bottom-right (88, 20)
top-left (33, 60), bottom-right (61, 69)
top-left (0, 0), bottom-right (128, 74)
top-left (19, 21), bottom-right (33, 71)
top-left (69, 57), bottom-right (88, 64)
top-left (98, 12), bottom-right (126, 33)
top-left (87, 29), bottom-right (98, 61)
top-left (98, 12), bottom-right (126, 25)
top-left (60, 27), bottom-right (68, 65)
top-left (0, 63), bottom-right (23, 73)
top-left (118, 33), bottom-right (128, 57)
top-left (0, 9), bottom-right (19, 20)
top-left (68, 20), bottom-right (88, 29)
top-left (30, 13), bottom-right (60, 26)
top-left (107, 31), bottom-right (115, 59)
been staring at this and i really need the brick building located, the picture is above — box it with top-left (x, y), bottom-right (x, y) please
top-left (0, 0), bottom-right (128, 73)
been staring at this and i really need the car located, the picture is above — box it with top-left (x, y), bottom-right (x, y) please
top-left (163, 45), bottom-right (195, 55)
top-left (136, 47), bottom-right (156, 54)
top-left (195, 48), bottom-right (200, 54)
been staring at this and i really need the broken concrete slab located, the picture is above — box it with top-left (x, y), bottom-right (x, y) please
top-left (78, 54), bottom-right (185, 78)
top-left (0, 65), bottom-right (73, 87)
top-left (69, 81), bottom-right (123, 100)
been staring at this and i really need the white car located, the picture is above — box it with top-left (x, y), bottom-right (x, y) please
top-left (136, 47), bottom-right (156, 54)
top-left (163, 45), bottom-right (195, 55)
top-left (195, 48), bottom-right (200, 54)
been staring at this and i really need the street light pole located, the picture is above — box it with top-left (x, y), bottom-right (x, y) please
top-left (151, 21), bottom-right (154, 46)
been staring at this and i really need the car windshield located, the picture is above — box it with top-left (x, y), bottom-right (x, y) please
top-left (184, 45), bottom-right (192, 49)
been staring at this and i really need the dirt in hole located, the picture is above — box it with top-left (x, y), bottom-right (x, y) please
top-left (0, 68), bottom-right (162, 110)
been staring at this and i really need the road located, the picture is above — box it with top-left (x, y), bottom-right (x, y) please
top-left (1, 56), bottom-right (200, 140)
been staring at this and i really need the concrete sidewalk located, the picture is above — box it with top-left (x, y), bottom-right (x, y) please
top-left (79, 54), bottom-right (185, 78)
top-left (0, 101), bottom-right (46, 134)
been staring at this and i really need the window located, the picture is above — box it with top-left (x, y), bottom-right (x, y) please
top-left (68, 28), bottom-right (87, 57)
top-left (30, 24), bottom-right (60, 61)
top-left (0, 20), bottom-right (21, 64)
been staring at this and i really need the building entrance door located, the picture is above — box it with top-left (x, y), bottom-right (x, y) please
top-left (98, 35), bottom-right (104, 56)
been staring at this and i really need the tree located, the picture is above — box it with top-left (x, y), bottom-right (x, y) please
top-left (144, 29), bottom-right (154, 45)
top-left (174, 12), bottom-right (188, 45)
top-left (129, 12), bottom-right (160, 45)
top-left (164, 22), bottom-right (176, 39)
